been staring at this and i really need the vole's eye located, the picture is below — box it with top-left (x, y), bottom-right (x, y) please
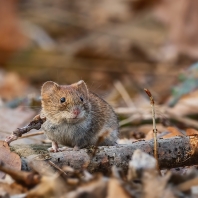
top-left (60, 97), bottom-right (66, 103)
top-left (80, 97), bottom-right (83, 102)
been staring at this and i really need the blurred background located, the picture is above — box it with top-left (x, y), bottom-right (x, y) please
top-left (1, 0), bottom-right (198, 144)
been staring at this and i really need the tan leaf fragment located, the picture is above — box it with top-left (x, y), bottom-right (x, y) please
top-left (107, 178), bottom-right (131, 198)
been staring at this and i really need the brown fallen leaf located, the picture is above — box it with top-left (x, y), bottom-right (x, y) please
top-left (67, 176), bottom-right (108, 198)
top-left (0, 181), bottom-right (27, 196)
top-left (107, 178), bottom-right (131, 198)
top-left (0, 141), bottom-right (21, 179)
top-left (163, 126), bottom-right (184, 138)
top-left (186, 128), bottom-right (198, 136)
top-left (145, 130), bottom-right (154, 140)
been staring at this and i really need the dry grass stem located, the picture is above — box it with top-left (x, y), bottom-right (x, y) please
top-left (114, 81), bottom-right (135, 108)
top-left (19, 131), bottom-right (44, 139)
top-left (144, 88), bottom-right (160, 174)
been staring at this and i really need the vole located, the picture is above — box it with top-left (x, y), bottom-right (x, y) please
top-left (41, 80), bottom-right (119, 152)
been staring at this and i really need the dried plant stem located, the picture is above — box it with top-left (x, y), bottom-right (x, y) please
top-left (114, 81), bottom-right (135, 107)
top-left (176, 177), bottom-right (198, 192)
top-left (19, 131), bottom-right (45, 139)
top-left (119, 115), bottom-right (141, 126)
top-left (144, 88), bottom-right (160, 174)
top-left (48, 160), bottom-right (67, 177)
top-left (5, 115), bottom-right (46, 144)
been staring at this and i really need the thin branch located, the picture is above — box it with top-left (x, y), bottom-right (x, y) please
top-left (5, 115), bottom-right (46, 144)
top-left (176, 177), bottom-right (198, 192)
top-left (116, 106), bottom-right (198, 129)
top-left (19, 131), bottom-right (45, 139)
top-left (48, 160), bottom-right (67, 177)
top-left (114, 81), bottom-right (135, 108)
top-left (19, 135), bottom-right (198, 173)
top-left (166, 109), bottom-right (198, 129)
top-left (115, 107), bottom-right (145, 115)
top-left (144, 88), bottom-right (160, 174)
top-left (119, 115), bottom-right (140, 126)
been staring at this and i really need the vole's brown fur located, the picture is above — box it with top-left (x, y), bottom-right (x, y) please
top-left (41, 80), bottom-right (119, 152)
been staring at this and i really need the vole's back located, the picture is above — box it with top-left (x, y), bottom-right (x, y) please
top-left (88, 92), bottom-right (119, 145)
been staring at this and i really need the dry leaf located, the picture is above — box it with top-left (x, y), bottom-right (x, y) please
top-left (0, 182), bottom-right (27, 196)
top-left (143, 172), bottom-right (174, 198)
top-left (145, 130), bottom-right (154, 140)
top-left (67, 176), bottom-right (108, 198)
top-left (128, 149), bottom-right (157, 180)
top-left (107, 178), bottom-right (130, 198)
top-left (186, 128), bottom-right (198, 136)
top-left (163, 127), bottom-right (184, 138)
top-left (0, 141), bottom-right (21, 179)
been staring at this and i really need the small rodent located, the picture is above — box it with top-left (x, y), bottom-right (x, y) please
top-left (41, 80), bottom-right (119, 152)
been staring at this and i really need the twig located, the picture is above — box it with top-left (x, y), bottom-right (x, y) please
top-left (115, 107), bottom-right (145, 115)
top-left (166, 109), bottom-right (198, 129)
top-left (119, 115), bottom-right (139, 126)
top-left (144, 88), bottom-right (160, 174)
top-left (176, 177), bottom-right (198, 192)
top-left (114, 81), bottom-right (135, 108)
top-left (22, 20), bottom-right (57, 51)
top-left (116, 106), bottom-right (198, 129)
top-left (5, 115), bottom-right (46, 144)
top-left (19, 131), bottom-right (45, 139)
top-left (48, 160), bottom-right (67, 177)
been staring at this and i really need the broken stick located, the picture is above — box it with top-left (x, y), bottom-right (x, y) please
top-left (5, 115), bottom-right (46, 144)
top-left (13, 135), bottom-right (198, 174)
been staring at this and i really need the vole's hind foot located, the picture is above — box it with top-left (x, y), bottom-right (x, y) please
top-left (48, 146), bottom-right (71, 152)
top-left (57, 146), bottom-right (69, 151)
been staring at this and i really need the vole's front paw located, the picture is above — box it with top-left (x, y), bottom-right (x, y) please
top-left (48, 141), bottom-right (62, 152)
top-left (48, 147), bottom-right (59, 152)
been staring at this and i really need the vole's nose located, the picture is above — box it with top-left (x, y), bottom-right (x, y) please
top-left (73, 108), bottom-right (80, 117)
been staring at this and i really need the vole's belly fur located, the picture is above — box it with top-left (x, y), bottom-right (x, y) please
top-left (42, 116), bottom-right (118, 148)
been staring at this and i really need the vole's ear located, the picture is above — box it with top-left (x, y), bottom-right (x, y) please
top-left (76, 80), bottom-right (89, 98)
top-left (41, 81), bottom-right (59, 94)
